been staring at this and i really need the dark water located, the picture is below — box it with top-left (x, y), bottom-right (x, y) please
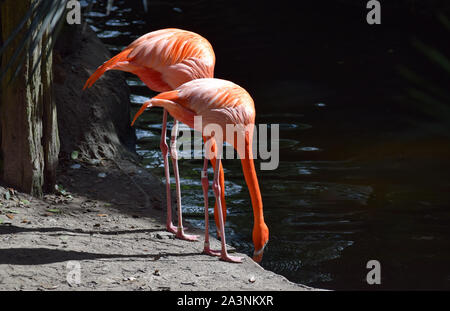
top-left (84, 1), bottom-right (450, 290)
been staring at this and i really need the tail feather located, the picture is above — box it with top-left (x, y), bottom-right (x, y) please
top-left (130, 91), bottom-right (182, 126)
top-left (131, 101), bottom-right (152, 126)
top-left (153, 90), bottom-right (180, 101)
top-left (83, 48), bottom-right (132, 90)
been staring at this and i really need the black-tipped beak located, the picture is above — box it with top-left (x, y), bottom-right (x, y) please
top-left (253, 252), bottom-right (263, 263)
top-left (252, 241), bottom-right (268, 263)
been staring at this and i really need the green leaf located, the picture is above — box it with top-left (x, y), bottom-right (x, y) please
top-left (55, 184), bottom-right (66, 195)
top-left (71, 151), bottom-right (79, 160)
top-left (437, 13), bottom-right (450, 32)
top-left (412, 38), bottom-right (450, 75)
top-left (47, 209), bottom-right (61, 214)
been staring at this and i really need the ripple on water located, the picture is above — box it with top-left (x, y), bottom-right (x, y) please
top-left (87, 11), bottom-right (107, 18)
top-left (263, 181), bottom-right (372, 211)
top-left (276, 138), bottom-right (301, 150)
top-left (98, 30), bottom-right (131, 39)
top-left (89, 25), bottom-right (100, 32)
top-left (136, 149), bottom-right (163, 168)
top-left (259, 113), bottom-right (304, 119)
top-left (105, 19), bottom-right (130, 27)
top-left (275, 123), bottom-right (312, 131)
top-left (298, 146), bottom-right (321, 152)
top-left (299, 168), bottom-right (313, 175)
top-left (135, 128), bottom-right (156, 140)
top-left (127, 79), bottom-right (145, 87)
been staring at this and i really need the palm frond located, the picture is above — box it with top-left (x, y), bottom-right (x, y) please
top-left (27, 0), bottom-right (67, 84)
top-left (397, 14), bottom-right (450, 130)
top-left (411, 37), bottom-right (450, 75)
top-left (1, 0), bottom-right (154, 87)
top-left (1, 0), bottom-right (66, 85)
top-left (0, 0), bottom-right (102, 86)
top-left (0, 0), bottom-right (37, 56)
top-left (437, 13), bottom-right (450, 32)
top-left (0, 0), bottom-right (48, 84)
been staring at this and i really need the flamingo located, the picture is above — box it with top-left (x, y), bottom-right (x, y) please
top-left (83, 28), bottom-right (227, 241)
top-left (131, 78), bottom-right (269, 263)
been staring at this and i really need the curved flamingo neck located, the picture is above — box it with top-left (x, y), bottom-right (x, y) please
top-left (240, 141), bottom-right (264, 224)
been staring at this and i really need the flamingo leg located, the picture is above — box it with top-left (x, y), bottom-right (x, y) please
top-left (202, 137), bottom-right (226, 241)
top-left (201, 157), bottom-right (221, 256)
top-left (212, 156), bottom-right (243, 263)
top-left (161, 109), bottom-right (177, 234)
top-left (171, 119), bottom-right (199, 241)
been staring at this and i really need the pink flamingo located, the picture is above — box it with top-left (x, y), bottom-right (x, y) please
top-left (131, 78), bottom-right (269, 262)
top-left (83, 28), bottom-right (227, 241)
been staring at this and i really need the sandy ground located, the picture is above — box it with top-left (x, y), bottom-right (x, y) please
top-left (0, 159), bottom-right (314, 291)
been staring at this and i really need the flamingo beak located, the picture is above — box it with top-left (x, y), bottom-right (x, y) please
top-left (252, 252), bottom-right (263, 263)
top-left (252, 241), bottom-right (268, 263)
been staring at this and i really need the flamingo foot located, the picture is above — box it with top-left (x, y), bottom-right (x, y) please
top-left (176, 229), bottom-right (199, 241)
top-left (166, 222), bottom-right (177, 234)
top-left (203, 246), bottom-right (221, 257)
top-left (220, 253), bottom-right (243, 263)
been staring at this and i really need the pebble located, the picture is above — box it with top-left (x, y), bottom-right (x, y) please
top-left (156, 233), bottom-right (169, 240)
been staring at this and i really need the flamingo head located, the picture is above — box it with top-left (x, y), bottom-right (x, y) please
top-left (252, 222), bottom-right (269, 263)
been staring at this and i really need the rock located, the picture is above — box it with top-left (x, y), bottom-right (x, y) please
top-left (54, 24), bottom-right (137, 162)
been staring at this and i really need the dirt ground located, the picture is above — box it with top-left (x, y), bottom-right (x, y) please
top-left (0, 159), bottom-right (314, 291)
